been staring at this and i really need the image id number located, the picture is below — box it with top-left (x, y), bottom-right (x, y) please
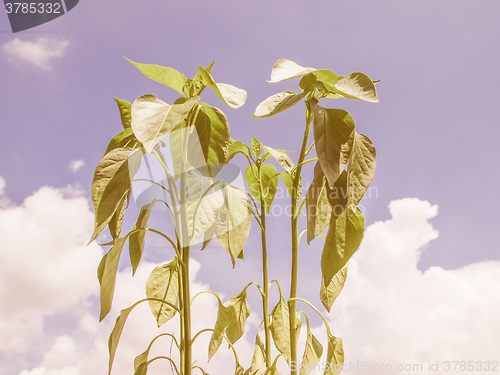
top-left (5, 2), bottom-right (62, 14)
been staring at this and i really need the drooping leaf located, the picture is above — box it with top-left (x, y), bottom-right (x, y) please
top-left (126, 58), bottom-right (187, 96)
top-left (325, 171), bottom-right (348, 219)
top-left (268, 59), bottom-right (316, 83)
top-left (99, 237), bottom-right (126, 321)
top-left (306, 163), bottom-right (332, 244)
top-left (247, 331), bottom-right (266, 375)
top-left (320, 264), bottom-right (348, 312)
top-left (104, 127), bottom-right (141, 156)
top-left (323, 336), bottom-right (344, 375)
top-left (90, 148), bottom-right (143, 243)
top-left (107, 304), bottom-right (135, 375)
top-left (263, 145), bottom-right (294, 173)
top-left (145, 259), bottom-right (179, 326)
top-left (209, 288), bottom-right (251, 360)
top-left (347, 132), bottom-right (376, 206)
top-left (131, 94), bottom-right (198, 153)
top-left (198, 66), bottom-right (247, 109)
top-left (300, 316), bottom-right (323, 375)
top-left (269, 295), bottom-right (301, 360)
top-left (129, 200), bottom-right (157, 275)
top-left (331, 72), bottom-right (379, 103)
top-left (108, 192), bottom-right (127, 239)
top-left (253, 91), bottom-right (306, 118)
top-left (251, 135), bottom-right (261, 158)
top-left (245, 164), bottom-right (278, 212)
top-left (310, 100), bottom-right (355, 188)
top-left (114, 98), bottom-right (132, 129)
top-left (227, 140), bottom-right (252, 163)
top-left (321, 206), bottom-right (364, 287)
top-left (299, 70), bottom-right (339, 93)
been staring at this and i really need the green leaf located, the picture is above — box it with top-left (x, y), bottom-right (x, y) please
top-left (320, 264), bottom-right (348, 312)
top-left (248, 331), bottom-right (266, 375)
top-left (253, 91), bottom-right (306, 118)
top-left (306, 163), bottom-right (332, 244)
top-left (278, 172), bottom-right (293, 197)
top-left (269, 295), bottom-right (300, 360)
top-left (299, 70), bottom-right (339, 93)
top-left (104, 128), bottom-right (141, 156)
top-left (131, 94), bottom-right (198, 153)
top-left (331, 72), bottom-right (379, 103)
top-left (108, 304), bottom-right (135, 375)
top-left (323, 336), bottom-right (344, 375)
top-left (310, 100), bottom-right (355, 189)
top-left (347, 132), bottom-right (376, 206)
top-left (146, 259), bottom-right (179, 326)
top-left (227, 140), bottom-right (252, 162)
top-left (326, 171), bottom-right (348, 218)
top-left (129, 200), bottom-right (156, 276)
top-left (251, 135), bottom-right (261, 158)
top-left (263, 145), bottom-right (294, 172)
top-left (268, 59), bottom-right (316, 83)
top-left (321, 206), bottom-right (364, 287)
top-left (125, 58), bottom-right (187, 95)
top-left (108, 192), bottom-right (127, 239)
top-left (90, 148), bottom-right (143, 243)
top-left (99, 237), bottom-right (126, 321)
top-left (209, 288), bottom-right (251, 360)
top-left (197, 66), bottom-right (247, 109)
top-left (113, 98), bottom-right (132, 129)
top-left (300, 317), bottom-right (323, 375)
top-left (245, 164), bottom-right (278, 213)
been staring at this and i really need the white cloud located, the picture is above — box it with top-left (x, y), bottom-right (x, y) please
top-left (68, 159), bottom-right (85, 173)
top-left (0, 176), bottom-right (5, 195)
top-left (2, 37), bottom-right (69, 70)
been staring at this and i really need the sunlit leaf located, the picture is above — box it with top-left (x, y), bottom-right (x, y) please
top-left (347, 132), bottom-right (376, 206)
top-left (320, 264), bottom-right (348, 312)
top-left (268, 58), bottom-right (316, 83)
top-left (310, 100), bottom-right (355, 188)
top-left (326, 171), bottom-right (348, 218)
top-left (129, 200), bottom-right (157, 275)
top-left (263, 145), bottom-right (294, 172)
top-left (248, 331), bottom-right (266, 375)
top-left (227, 140), bottom-right (252, 162)
top-left (90, 148), bottom-right (143, 243)
top-left (131, 94), bottom-right (198, 153)
top-left (321, 206), bottom-right (364, 287)
top-left (323, 336), bottom-right (344, 375)
top-left (99, 237), bottom-right (126, 321)
top-left (299, 70), bottom-right (338, 93)
top-left (108, 192), bottom-right (127, 239)
top-left (198, 66), bottom-right (247, 109)
top-left (146, 259), bottom-right (179, 326)
top-left (126, 58), bottom-right (187, 95)
top-left (245, 164), bottom-right (278, 213)
top-left (114, 97), bottom-right (132, 129)
top-left (253, 91), bottom-right (306, 118)
top-left (306, 163), bottom-right (332, 244)
top-left (104, 128), bottom-right (141, 156)
top-left (108, 304), bottom-right (135, 375)
top-left (300, 316), bottom-right (323, 375)
top-left (251, 135), bottom-right (261, 158)
top-left (331, 72), bottom-right (379, 103)
top-left (269, 295), bottom-right (300, 360)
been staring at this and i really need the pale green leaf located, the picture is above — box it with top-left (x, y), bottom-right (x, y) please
top-left (99, 237), bottom-right (126, 321)
top-left (300, 318), bottom-right (323, 375)
top-left (310, 100), bottom-right (355, 188)
top-left (321, 206), bottom-right (364, 287)
top-left (131, 94), bottom-right (198, 153)
top-left (108, 192), bottom-right (127, 239)
top-left (198, 66), bottom-right (247, 109)
top-left (306, 163), bottom-right (332, 244)
top-left (323, 336), bottom-right (344, 375)
top-left (114, 98), bottom-right (132, 129)
top-left (248, 331), bottom-right (266, 375)
top-left (263, 145), bottom-right (294, 172)
top-left (227, 140), bottom-right (252, 162)
top-left (253, 91), bottom-right (306, 118)
top-left (332, 72), bottom-right (379, 103)
top-left (108, 304), bottom-right (135, 375)
top-left (129, 200), bottom-right (156, 275)
top-left (126, 58), bottom-right (187, 96)
top-left (245, 164), bottom-right (278, 213)
top-left (146, 259), bottom-right (179, 326)
top-left (104, 128), bottom-right (141, 156)
top-left (269, 295), bottom-right (300, 360)
top-left (299, 70), bottom-right (338, 93)
top-left (268, 59), bottom-right (316, 83)
top-left (347, 132), bottom-right (376, 206)
top-left (90, 148), bottom-right (143, 243)
top-left (251, 135), bottom-right (261, 158)
top-left (208, 300), bottom-right (231, 361)
top-left (320, 264), bottom-right (348, 312)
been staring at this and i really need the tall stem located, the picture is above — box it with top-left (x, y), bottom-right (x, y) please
top-left (258, 166), bottom-right (272, 367)
top-left (289, 105), bottom-right (313, 374)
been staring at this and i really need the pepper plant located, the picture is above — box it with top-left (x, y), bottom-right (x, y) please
top-left (89, 57), bottom-right (379, 375)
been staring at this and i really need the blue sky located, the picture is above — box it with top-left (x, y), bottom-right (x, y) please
top-left (1, 1), bottom-right (500, 374)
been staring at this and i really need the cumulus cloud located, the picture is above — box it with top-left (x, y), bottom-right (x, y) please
top-left (68, 159), bottom-right (85, 173)
top-left (0, 176), bottom-right (5, 195)
top-left (2, 37), bottom-right (69, 70)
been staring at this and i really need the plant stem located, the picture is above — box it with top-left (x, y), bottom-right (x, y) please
top-left (289, 105), bottom-right (313, 374)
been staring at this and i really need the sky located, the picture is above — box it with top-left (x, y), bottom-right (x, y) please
top-left (1, 1), bottom-right (500, 374)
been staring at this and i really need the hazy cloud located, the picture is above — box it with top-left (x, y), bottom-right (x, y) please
top-left (68, 159), bottom-right (85, 173)
top-left (0, 176), bottom-right (5, 196)
top-left (2, 37), bottom-right (69, 70)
